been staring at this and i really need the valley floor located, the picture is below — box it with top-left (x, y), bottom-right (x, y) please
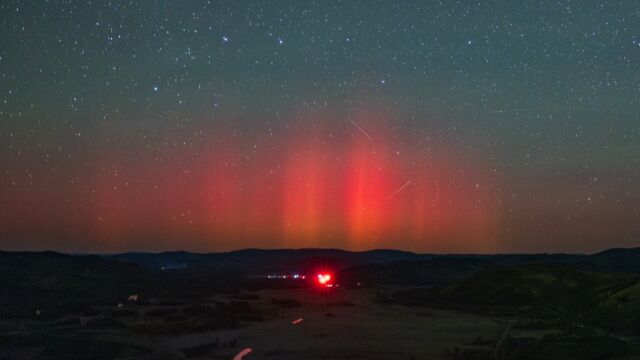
top-left (2, 287), bottom-right (637, 359)
top-left (162, 288), bottom-right (506, 359)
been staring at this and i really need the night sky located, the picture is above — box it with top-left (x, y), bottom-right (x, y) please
top-left (1, 1), bottom-right (639, 253)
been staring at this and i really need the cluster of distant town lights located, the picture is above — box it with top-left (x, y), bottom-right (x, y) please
top-left (265, 274), bottom-right (306, 280)
top-left (255, 272), bottom-right (337, 288)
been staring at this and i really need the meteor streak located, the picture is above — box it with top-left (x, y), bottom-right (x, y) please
top-left (348, 116), bottom-right (373, 141)
top-left (388, 181), bottom-right (412, 200)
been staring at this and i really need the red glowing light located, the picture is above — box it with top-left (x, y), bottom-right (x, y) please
top-left (316, 273), bottom-right (332, 285)
top-left (0, 111), bottom-right (501, 253)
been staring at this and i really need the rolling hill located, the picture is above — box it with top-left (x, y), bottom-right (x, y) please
top-left (0, 251), bottom-right (155, 318)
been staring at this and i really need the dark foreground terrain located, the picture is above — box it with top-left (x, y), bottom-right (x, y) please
top-left (1, 248), bottom-right (639, 359)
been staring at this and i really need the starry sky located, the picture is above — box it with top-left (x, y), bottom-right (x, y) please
top-left (1, 1), bottom-right (639, 253)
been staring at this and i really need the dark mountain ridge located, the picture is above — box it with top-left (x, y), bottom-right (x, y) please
top-left (108, 248), bottom-right (432, 274)
top-left (1, 247), bottom-right (638, 320)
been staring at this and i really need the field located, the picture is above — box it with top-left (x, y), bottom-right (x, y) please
top-left (2, 249), bottom-right (640, 359)
top-left (166, 288), bottom-right (511, 359)
top-left (0, 286), bottom-right (517, 360)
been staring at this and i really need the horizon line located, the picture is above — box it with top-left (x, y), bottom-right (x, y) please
top-left (2, 246), bottom-right (638, 257)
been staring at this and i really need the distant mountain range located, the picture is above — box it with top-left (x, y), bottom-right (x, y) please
top-left (1, 247), bottom-right (638, 319)
top-left (106, 247), bottom-right (640, 280)
top-left (339, 247), bottom-right (640, 286)
top-left (107, 248), bottom-right (432, 274)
